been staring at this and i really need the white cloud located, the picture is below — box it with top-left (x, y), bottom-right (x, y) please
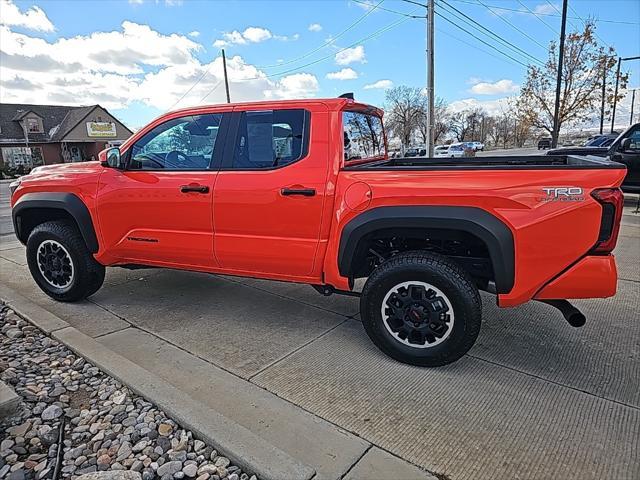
top-left (469, 79), bottom-right (519, 95)
top-left (449, 97), bottom-right (513, 116)
top-left (242, 26), bottom-right (272, 43)
top-left (0, 0), bottom-right (54, 32)
top-left (213, 27), bottom-right (298, 47)
top-left (364, 79), bottom-right (393, 90)
top-left (128, 0), bottom-right (144, 4)
top-left (326, 68), bottom-right (358, 80)
top-left (335, 45), bottom-right (366, 65)
top-left (308, 23), bottom-right (322, 32)
top-left (353, 0), bottom-right (377, 11)
top-left (0, 18), bottom-right (319, 112)
top-left (188, 31), bottom-right (200, 37)
top-left (264, 73), bottom-right (319, 99)
top-left (533, 3), bottom-right (558, 15)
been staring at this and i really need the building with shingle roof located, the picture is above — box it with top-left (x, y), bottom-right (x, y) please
top-left (0, 103), bottom-right (133, 174)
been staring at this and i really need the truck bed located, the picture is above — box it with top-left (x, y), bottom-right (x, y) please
top-left (344, 154), bottom-right (626, 170)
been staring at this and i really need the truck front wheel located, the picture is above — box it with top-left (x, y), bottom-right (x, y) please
top-left (26, 221), bottom-right (105, 302)
top-left (360, 251), bottom-right (482, 367)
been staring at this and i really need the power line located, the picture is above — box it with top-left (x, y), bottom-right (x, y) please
top-left (450, 0), bottom-right (639, 25)
top-left (256, 0), bottom-right (386, 69)
top-left (168, 62), bottom-right (217, 111)
top-left (516, 0), bottom-right (558, 34)
top-left (436, 26), bottom-right (527, 68)
top-left (434, 8), bottom-right (533, 68)
top-left (187, 0), bottom-right (389, 106)
top-left (196, 8), bottom-right (416, 104)
top-left (435, 0), bottom-right (545, 66)
top-left (475, 0), bottom-right (547, 50)
top-left (352, 0), bottom-right (424, 18)
top-left (564, 1), bottom-right (610, 48)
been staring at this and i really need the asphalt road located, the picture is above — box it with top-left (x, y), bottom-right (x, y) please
top-left (476, 147), bottom-right (540, 157)
top-left (1, 177), bottom-right (639, 480)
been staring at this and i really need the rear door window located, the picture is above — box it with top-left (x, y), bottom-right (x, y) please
top-left (230, 109), bottom-right (309, 169)
top-left (343, 111), bottom-right (385, 163)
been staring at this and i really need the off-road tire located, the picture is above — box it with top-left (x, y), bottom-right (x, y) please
top-left (26, 221), bottom-right (105, 302)
top-left (360, 251), bottom-right (482, 367)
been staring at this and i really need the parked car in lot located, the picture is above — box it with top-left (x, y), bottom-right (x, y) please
top-left (582, 133), bottom-right (618, 148)
top-left (10, 97), bottom-right (626, 367)
top-left (434, 145), bottom-right (450, 157)
top-left (446, 143), bottom-right (466, 158)
top-left (470, 141), bottom-right (484, 151)
top-left (538, 138), bottom-right (552, 149)
top-left (546, 123), bottom-right (640, 193)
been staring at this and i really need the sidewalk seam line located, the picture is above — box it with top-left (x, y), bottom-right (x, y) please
top-left (248, 318), bottom-right (349, 381)
top-left (338, 444), bottom-right (373, 480)
top-left (467, 353), bottom-right (640, 410)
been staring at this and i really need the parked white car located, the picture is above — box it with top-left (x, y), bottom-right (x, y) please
top-left (446, 143), bottom-right (466, 158)
top-left (434, 145), bottom-right (450, 157)
top-left (470, 141), bottom-right (484, 151)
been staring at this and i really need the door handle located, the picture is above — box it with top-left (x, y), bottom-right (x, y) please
top-left (180, 184), bottom-right (209, 194)
top-left (281, 188), bottom-right (316, 197)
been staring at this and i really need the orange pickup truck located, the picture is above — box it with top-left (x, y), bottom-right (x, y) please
top-left (10, 96), bottom-right (625, 366)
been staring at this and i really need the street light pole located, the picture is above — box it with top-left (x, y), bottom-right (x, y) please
top-left (631, 89), bottom-right (637, 125)
top-left (551, 0), bottom-right (568, 148)
top-left (610, 57), bottom-right (622, 132)
top-left (611, 56), bottom-right (640, 131)
top-left (599, 56), bottom-right (608, 134)
top-left (426, 0), bottom-right (435, 157)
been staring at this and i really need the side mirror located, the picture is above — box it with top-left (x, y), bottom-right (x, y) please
top-left (620, 138), bottom-right (632, 152)
top-left (101, 147), bottom-right (125, 169)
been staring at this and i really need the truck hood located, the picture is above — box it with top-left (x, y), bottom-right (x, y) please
top-left (28, 161), bottom-right (103, 177)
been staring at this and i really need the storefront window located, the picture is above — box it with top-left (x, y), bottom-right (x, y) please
top-left (1, 146), bottom-right (44, 176)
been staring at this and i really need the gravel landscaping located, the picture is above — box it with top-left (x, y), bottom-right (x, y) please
top-left (0, 302), bottom-right (257, 480)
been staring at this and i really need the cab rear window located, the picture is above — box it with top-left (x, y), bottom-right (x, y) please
top-left (343, 111), bottom-right (385, 164)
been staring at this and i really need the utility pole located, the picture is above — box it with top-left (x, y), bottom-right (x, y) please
top-left (426, 0), bottom-right (435, 157)
top-left (631, 89), bottom-right (637, 125)
top-left (610, 57), bottom-right (622, 132)
top-left (599, 56), bottom-right (608, 134)
top-left (551, 0), bottom-right (568, 148)
top-left (221, 49), bottom-right (231, 103)
top-left (611, 56), bottom-right (640, 131)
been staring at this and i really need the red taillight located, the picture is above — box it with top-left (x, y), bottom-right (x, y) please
top-left (590, 188), bottom-right (623, 254)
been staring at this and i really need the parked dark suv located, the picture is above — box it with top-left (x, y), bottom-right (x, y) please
top-left (546, 123), bottom-right (640, 193)
top-left (537, 138), bottom-right (552, 149)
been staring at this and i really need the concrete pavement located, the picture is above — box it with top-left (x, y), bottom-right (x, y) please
top-left (1, 179), bottom-right (639, 479)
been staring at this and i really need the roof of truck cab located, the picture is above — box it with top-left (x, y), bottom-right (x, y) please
top-left (168, 98), bottom-right (382, 117)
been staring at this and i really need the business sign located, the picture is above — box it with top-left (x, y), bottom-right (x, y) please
top-left (86, 122), bottom-right (117, 138)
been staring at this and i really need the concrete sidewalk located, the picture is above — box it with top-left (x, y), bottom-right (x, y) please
top-left (1, 181), bottom-right (639, 479)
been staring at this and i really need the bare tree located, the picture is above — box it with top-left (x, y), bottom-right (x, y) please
top-left (449, 107), bottom-right (486, 142)
top-left (384, 86), bottom-right (424, 151)
top-left (517, 21), bottom-right (627, 145)
top-left (417, 97), bottom-right (451, 144)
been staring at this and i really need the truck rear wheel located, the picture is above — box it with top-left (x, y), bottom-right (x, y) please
top-left (26, 221), bottom-right (105, 302)
top-left (360, 251), bottom-right (482, 367)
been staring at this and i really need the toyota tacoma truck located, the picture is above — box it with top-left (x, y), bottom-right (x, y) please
top-left (10, 97), bottom-right (626, 367)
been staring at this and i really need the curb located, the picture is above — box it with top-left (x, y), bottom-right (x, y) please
top-left (0, 380), bottom-right (20, 420)
top-left (0, 285), bottom-right (314, 480)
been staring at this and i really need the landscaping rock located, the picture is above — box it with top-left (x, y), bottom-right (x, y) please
top-left (0, 302), bottom-right (253, 480)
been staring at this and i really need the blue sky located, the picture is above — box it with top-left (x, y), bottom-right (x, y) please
top-left (1, 0), bottom-right (638, 129)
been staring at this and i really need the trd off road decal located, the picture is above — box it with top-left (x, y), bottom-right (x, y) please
top-left (539, 187), bottom-right (585, 202)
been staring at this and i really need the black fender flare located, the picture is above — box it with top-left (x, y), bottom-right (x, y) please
top-left (338, 205), bottom-right (515, 294)
top-left (12, 192), bottom-right (99, 253)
